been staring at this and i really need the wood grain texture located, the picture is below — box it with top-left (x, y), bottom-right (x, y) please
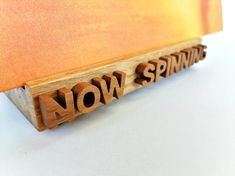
top-left (4, 39), bottom-right (202, 131)
top-left (5, 87), bottom-right (38, 128)
top-left (0, 0), bottom-right (222, 91)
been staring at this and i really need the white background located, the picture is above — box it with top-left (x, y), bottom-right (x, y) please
top-left (1, 1), bottom-right (235, 176)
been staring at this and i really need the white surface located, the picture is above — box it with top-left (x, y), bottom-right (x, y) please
top-left (1, 1), bottom-right (235, 176)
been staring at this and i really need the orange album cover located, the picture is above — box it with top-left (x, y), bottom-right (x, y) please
top-left (0, 0), bottom-right (222, 91)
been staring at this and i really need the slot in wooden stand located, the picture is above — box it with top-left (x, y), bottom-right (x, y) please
top-left (5, 39), bottom-right (204, 131)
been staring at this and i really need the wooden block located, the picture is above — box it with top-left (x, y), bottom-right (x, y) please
top-left (5, 39), bottom-right (206, 131)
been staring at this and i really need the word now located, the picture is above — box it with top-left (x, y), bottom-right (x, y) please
top-left (39, 71), bottom-right (126, 128)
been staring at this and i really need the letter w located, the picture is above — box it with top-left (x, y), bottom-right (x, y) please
top-left (92, 71), bottom-right (126, 104)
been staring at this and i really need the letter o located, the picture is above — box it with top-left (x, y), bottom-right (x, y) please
top-left (72, 82), bottom-right (101, 113)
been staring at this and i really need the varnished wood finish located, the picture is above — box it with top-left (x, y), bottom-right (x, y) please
top-left (135, 63), bottom-right (155, 86)
top-left (39, 88), bottom-right (75, 129)
top-left (72, 82), bottom-right (101, 114)
top-left (92, 71), bottom-right (126, 104)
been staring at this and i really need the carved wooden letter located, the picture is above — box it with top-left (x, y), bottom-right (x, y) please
top-left (172, 52), bottom-right (189, 70)
top-left (182, 45), bottom-right (207, 66)
top-left (181, 48), bottom-right (196, 67)
top-left (160, 56), bottom-right (172, 77)
top-left (193, 44), bottom-right (207, 61)
top-left (72, 83), bottom-right (101, 113)
top-left (92, 71), bottom-right (126, 104)
top-left (149, 59), bottom-right (167, 82)
top-left (39, 88), bottom-right (75, 129)
top-left (169, 54), bottom-right (182, 75)
top-left (135, 63), bottom-right (155, 86)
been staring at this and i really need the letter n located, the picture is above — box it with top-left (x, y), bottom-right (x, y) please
top-left (168, 54), bottom-right (182, 75)
top-left (39, 88), bottom-right (75, 129)
top-left (172, 52), bottom-right (189, 70)
top-left (92, 71), bottom-right (126, 104)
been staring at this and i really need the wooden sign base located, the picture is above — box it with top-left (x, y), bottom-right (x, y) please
top-left (5, 39), bottom-right (205, 131)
